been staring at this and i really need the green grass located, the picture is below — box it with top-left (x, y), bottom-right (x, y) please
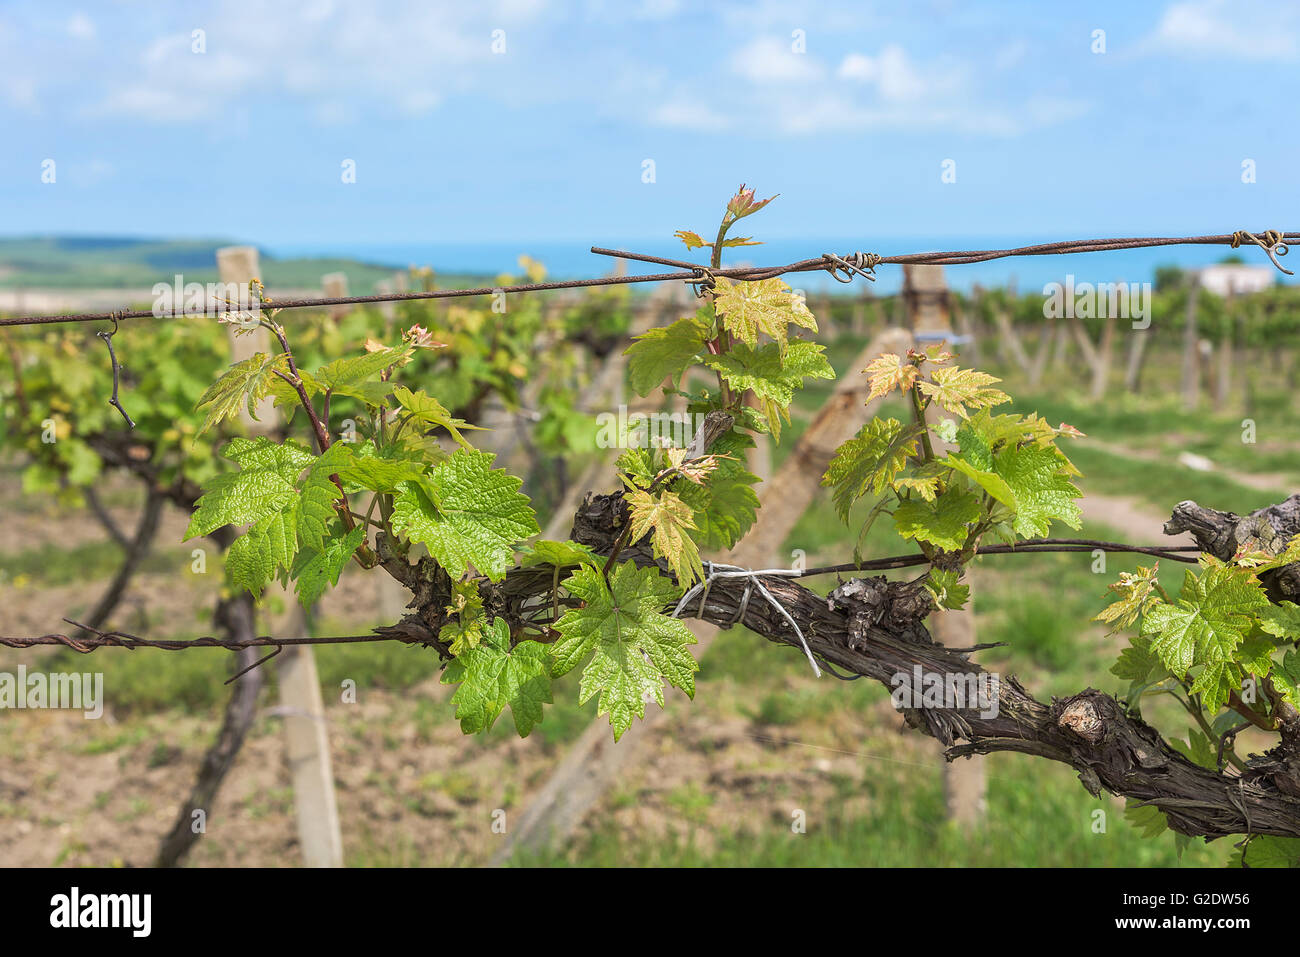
top-left (5, 322), bottom-right (1290, 868)
top-left (41, 644), bottom-right (234, 714)
top-left (0, 236), bottom-right (486, 293)
top-left (521, 757), bottom-right (1227, 867)
top-left (0, 234), bottom-right (631, 298)
top-left (1009, 387), bottom-right (1298, 477)
top-left (1066, 443), bottom-right (1289, 516)
top-left (0, 540), bottom-right (191, 587)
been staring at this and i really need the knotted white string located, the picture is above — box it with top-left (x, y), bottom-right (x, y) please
top-left (672, 561), bottom-right (821, 678)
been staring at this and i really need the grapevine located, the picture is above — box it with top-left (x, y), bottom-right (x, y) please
top-left (4, 188), bottom-right (1299, 867)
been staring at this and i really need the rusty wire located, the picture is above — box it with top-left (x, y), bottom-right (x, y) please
top-left (0, 229), bottom-right (1293, 330)
top-left (0, 539), bottom-right (1206, 663)
top-left (0, 227), bottom-right (1286, 659)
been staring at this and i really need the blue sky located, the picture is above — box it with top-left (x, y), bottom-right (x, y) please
top-left (0, 0), bottom-right (1296, 247)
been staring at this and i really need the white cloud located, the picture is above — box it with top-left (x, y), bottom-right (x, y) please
top-left (66, 14), bottom-right (95, 40)
top-left (397, 89), bottom-right (442, 115)
top-left (1148, 0), bottom-right (1298, 60)
top-left (2, 74), bottom-right (38, 111)
top-left (836, 45), bottom-right (929, 100)
top-left (642, 37), bottom-right (1090, 137)
top-left (836, 53), bottom-right (875, 82)
top-left (632, 0), bottom-right (682, 18)
top-left (992, 39), bottom-right (1028, 71)
top-left (730, 36), bottom-right (824, 84)
top-left (93, 2), bottom-right (498, 124)
top-left (649, 100), bottom-right (728, 130)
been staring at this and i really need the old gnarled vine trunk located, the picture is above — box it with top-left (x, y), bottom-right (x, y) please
top-left (372, 489), bottom-right (1300, 842)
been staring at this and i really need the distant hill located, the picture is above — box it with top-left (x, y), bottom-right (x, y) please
top-left (0, 236), bottom-right (479, 294)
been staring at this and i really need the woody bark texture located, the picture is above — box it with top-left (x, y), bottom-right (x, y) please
top-left (369, 488), bottom-right (1300, 840)
top-left (1165, 494), bottom-right (1300, 602)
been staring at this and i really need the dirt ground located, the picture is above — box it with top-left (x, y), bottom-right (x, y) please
top-left (0, 666), bottom-right (919, 867)
top-left (0, 466), bottom-right (931, 867)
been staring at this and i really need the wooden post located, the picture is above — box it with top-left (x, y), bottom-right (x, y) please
top-left (1215, 282), bottom-right (1236, 405)
top-left (1125, 328), bottom-right (1150, 394)
top-left (217, 246), bottom-right (344, 868)
top-left (953, 289), bottom-right (983, 367)
top-left (817, 293), bottom-right (835, 337)
top-left (321, 271), bottom-right (349, 321)
top-left (1181, 279), bottom-right (1201, 411)
top-left (1027, 317), bottom-right (1057, 389)
top-left (492, 326), bottom-right (916, 864)
top-left (1067, 313), bottom-right (1115, 402)
top-left (372, 279), bottom-right (396, 321)
top-left (991, 303), bottom-right (1032, 373)
top-left (902, 263), bottom-right (987, 831)
top-left (852, 291), bottom-right (867, 336)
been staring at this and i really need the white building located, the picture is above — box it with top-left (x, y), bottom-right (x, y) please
top-left (1195, 263), bottom-right (1276, 297)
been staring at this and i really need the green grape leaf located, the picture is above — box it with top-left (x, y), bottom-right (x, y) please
top-left (1094, 565), bottom-right (1162, 634)
top-left (703, 340), bottom-right (834, 438)
top-left (295, 443), bottom-right (350, 553)
top-left (392, 385), bottom-right (481, 448)
top-left (267, 368), bottom-right (320, 410)
top-left (893, 488), bottom-right (982, 552)
top-left (674, 430), bottom-right (759, 550)
top-left (194, 352), bottom-right (291, 436)
top-left (944, 454), bottom-right (1015, 507)
top-left (703, 339), bottom-right (835, 404)
top-left (955, 409), bottom-right (1039, 463)
top-left (625, 487), bottom-right (704, 588)
top-left (312, 347), bottom-right (411, 401)
top-left (917, 366), bottom-right (1010, 418)
top-left (1189, 659), bottom-right (1243, 713)
top-left (1170, 728), bottom-right (1218, 769)
top-left (1241, 836), bottom-right (1300, 868)
top-left (924, 568), bottom-right (969, 610)
top-left (862, 352), bottom-right (919, 402)
top-left (520, 539), bottom-right (599, 569)
top-left (185, 437), bottom-right (315, 539)
top-left (1111, 633), bottom-right (1164, 682)
top-left (1271, 649), bottom-right (1300, 708)
top-left (291, 525), bottom-right (366, 606)
top-left (625, 313), bottom-right (710, 396)
top-left (441, 618), bottom-right (552, 737)
top-left (893, 463), bottom-right (946, 502)
top-left (616, 447), bottom-right (657, 487)
top-left (711, 276), bottom-right (815, 350)
top-left (1259, 601), bottom-right (1300, 640)
top-left (991, 444), bottom-right (1082, 539)
top-left (333, 444), bottom-right (428, 494)
top-left (438, 579), bottom-right (488, 655)
top-left (1237, 633), bottom-right (1275, 677)
top-left (822, 418), bottom-right (923, 522)
top-left (1123, 800), bottom-right (1169, 838)
top-left (226, 507), bottom-right (298, 595)
top-left (551, 562), bottom-right (698, 741)
top-left (1142, 564), bottom-right (1270, 676)
top-left (389, 449), bottom-right (539, 580)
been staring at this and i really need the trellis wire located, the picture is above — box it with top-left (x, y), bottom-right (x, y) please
top-left (0, 229), bottom-right (1293, 329)
top-left (0, 540), bottom-right (1203, 659)
top-left (0, 228), bottom-right (1280, 657)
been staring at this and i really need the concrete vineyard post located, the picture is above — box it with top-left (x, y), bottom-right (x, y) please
top-left (903, 263), bottom-right (987, 831)
top-left (217, 246), bottom-right (344, 868)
